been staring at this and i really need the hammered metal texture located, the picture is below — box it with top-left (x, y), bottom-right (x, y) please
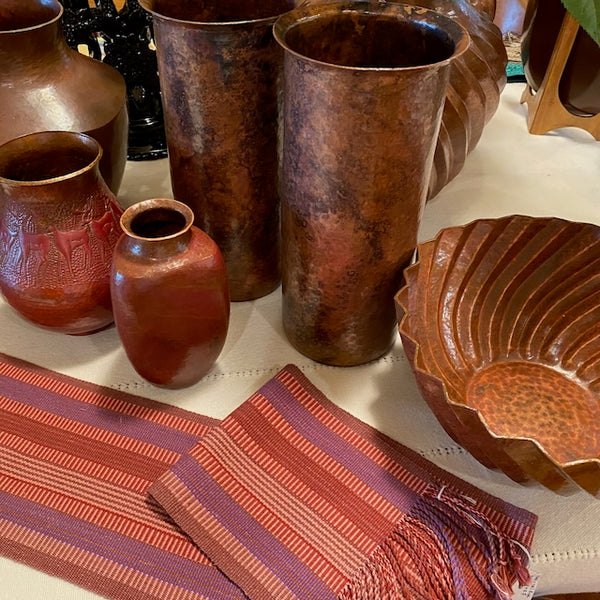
top-left (139, 0), bottom-right (294, 301)
top-left (396, 215), bottom-right (600, 496)
top-left (277, 2), bottom-right (469, 366)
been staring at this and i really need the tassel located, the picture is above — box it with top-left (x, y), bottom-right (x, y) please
top-left (338, 483), bottom-right (531, 600)
top-left (430, 484), bottom-right (530, 593)
top-left (338, 511), bottom-right (458, 600)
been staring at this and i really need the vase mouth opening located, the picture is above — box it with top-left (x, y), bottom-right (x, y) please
top-left (122, 199), bottom-right (194, 241)
top-left (139, 0), bottom-right (294, 26)
top-left (0, 0), bottom-right (62, 34)
top-left (0, 131), bottom-right (102, 186)
top-left (274, 2), bottom-right (469, 71)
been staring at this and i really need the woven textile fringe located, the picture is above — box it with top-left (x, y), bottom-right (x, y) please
top-left (150, 365), bottom-right (537, 600)
top-left (340, 484), bottom-right (531, 600)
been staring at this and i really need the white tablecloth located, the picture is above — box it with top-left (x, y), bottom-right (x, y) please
top-left (1, 83), bottom-right (599, 598)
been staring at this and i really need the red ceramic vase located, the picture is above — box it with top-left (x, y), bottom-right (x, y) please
top-left (0, 131), bottom-right (122, 334)
top-left (0, 0), bottom-right (128, 193)
top-left (111, 198), bottom-right (230, 389)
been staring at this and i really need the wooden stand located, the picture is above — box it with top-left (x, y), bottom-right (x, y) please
top-left (521, 11), bottom-right (600, 140)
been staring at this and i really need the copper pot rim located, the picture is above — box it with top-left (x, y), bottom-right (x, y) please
top-left (138, 0), bottom-right (292, 28)
top-left (120, 198), bottom-right (195, 242)
top-left (0, 130), bottom-right (103, 187)
top-left (273, 0), bottom-right (470, 72)
top-left (0, 0), bottom-right (62, 35)
top-left (394, 214), bottom-right (600, 477)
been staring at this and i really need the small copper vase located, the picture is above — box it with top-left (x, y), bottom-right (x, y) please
top-left (275, 1), bottom-right (469, 366)
top-left (0, 0), bottom-right (128, 193)
top-left (0, 131), bottom-right (123, 334)
top-left (139, 0), bottom-right (294, 301)
top-left (111, 199), bottom-right (230, 389)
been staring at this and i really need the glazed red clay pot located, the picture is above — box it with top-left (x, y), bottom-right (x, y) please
top-left (0, 131), bottom-right (122, 334)
top-left (111, 198), bottom-right (230, 389)
top-left (0, 0), bottom-right (128, 193)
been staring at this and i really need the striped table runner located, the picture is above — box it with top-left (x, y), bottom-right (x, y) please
top-left (0, 352), bottom-right (244, 600)
top-left (151, 364), bottom-right (538, 600)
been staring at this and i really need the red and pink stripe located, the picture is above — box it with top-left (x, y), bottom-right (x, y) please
top-left (0, 353), bottom-right (244, 600)
top-left (151, 365), bottom-right (537, 600)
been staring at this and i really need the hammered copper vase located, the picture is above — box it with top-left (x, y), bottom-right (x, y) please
top-left (139, 0), bottom-right (294, 301)
top-left (275, 2), bottom-right (469, 366)
top-left (0, 131), bottom-right (123, 334)
top-left (111, 199), bottom-right (230, 389)
top-left (0, 0), bottom-right (128, 193)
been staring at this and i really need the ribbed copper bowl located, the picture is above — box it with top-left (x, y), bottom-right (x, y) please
top-left (395, 215), bottom-right (600, 497)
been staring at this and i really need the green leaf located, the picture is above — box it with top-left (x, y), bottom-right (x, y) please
top-left (561, 0), bottom-right (600, 47)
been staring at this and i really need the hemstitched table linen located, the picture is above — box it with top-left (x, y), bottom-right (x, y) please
top-left (150, 364), bottom-right (538, 600)
top-left (0, 352), bottom-right (245, 600)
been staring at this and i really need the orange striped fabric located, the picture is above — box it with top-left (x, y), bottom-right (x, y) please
top-left (151, 364), bottom-right (538, 600)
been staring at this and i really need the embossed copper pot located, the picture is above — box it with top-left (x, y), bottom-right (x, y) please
top-left (139, 0), bottom-right (294, 301)
top-left (275, 1), bottom-right (469, 366)
top-left (0, 0), bottom-right (128, 193)
top-left (0, 131), bottom-right (122, 335)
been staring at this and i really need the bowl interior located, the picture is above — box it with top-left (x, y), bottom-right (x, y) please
top-left (406, 215), bottom-right (600, 468)
top-left (466, 360), bottom-right (599, 464)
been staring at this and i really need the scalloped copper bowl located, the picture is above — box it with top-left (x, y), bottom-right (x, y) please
top-left (395, 215), bottom-right (600, 496)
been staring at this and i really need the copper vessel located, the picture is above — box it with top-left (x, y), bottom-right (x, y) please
top-left (139, 0), bottom-right (294, 301)
top-left (111, 199), bottom-right (230, 389)
top-left (0, 0), bottom-right (128, 194)
top-left (399, 0), bottom-right (507, 198)
top-left (396, 215), bottom-right (600, 497)
top-left (0, 132), bottom-right (122, 335)
top-left (275, 1), bottom-right (469, 366)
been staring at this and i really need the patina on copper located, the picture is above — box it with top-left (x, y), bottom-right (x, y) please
top-left (0, 131), bottom-right (122, 335)
top-left (398, 0), bottom-right (507, 199)
top-left (0, 0), bottom-right (128, 194)
top-left (275, 1), bottom-right (468, 366)
top-left (139, 0), bottom-right (294, 301)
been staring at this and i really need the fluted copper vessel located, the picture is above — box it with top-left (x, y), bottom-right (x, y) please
top-left (139, 0), bottom-right (294, 301)
top-left (276, 2), bottom-right (469, 366)
top-left (396, 215), bottom-right (600, 497)
top-left (399, 0), bottom-right (507, 198)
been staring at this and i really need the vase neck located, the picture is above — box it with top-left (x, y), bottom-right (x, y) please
top-left (1, 166), bottom-right (107, 209)
top-left (127, 230), bottom-right (193, 260)
top-left (0, 19), bottom-right (69, 76)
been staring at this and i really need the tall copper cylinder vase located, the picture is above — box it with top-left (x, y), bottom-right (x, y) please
top-left (139, 0), bottom-right (294, 301)
top-left (275, 2), bottom-right (469, 366)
